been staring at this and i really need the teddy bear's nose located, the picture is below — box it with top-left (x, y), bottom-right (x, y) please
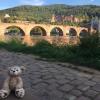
top-left (13, 70), bottom-right (15, 72)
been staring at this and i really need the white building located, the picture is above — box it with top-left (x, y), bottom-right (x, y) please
top-left (4, 14), bottom-right (10, 18)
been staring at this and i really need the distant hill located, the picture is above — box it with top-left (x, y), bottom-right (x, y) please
top-left (0, 4), bottom-right (100, 23)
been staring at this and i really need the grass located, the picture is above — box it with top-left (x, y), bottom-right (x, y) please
top-left (0, 35), bottom-right (100, 70)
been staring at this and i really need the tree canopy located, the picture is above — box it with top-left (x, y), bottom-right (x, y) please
top-left (0, 4), bottom-right (100, 26)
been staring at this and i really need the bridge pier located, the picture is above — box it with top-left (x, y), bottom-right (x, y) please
top-left (23, 35), bottom-right (33, 45)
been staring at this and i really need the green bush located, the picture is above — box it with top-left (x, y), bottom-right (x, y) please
top-left (0, 38), bottom-right (28, 52)
top-left (79, 33), bottom-right (99, 49)
top-left (78, 33), bottom-right (100, 57)
top-left (0, 36), bottom-right (100, 70)
top-left (32, 41), bottom-right (78, 62)
top-left (32, 40), bottom-right (54, 58)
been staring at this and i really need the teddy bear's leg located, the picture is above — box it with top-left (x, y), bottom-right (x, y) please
top-left (0, 89), bottom-right (10, 99)
top-left (15, 77), bottom-right (25, 98)
top-left (0, 78), bottom-right (10, 99)
top-left (15, 88), bottom-right (25, 98)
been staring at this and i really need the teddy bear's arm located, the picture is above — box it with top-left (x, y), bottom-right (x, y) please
top-left (3, 77), bottom-right (10, 90)
top-left (16, 77), bottom-right (23, 89)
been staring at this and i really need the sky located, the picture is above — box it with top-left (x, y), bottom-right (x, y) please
top-left (0, 0), bottom-right (100, 10)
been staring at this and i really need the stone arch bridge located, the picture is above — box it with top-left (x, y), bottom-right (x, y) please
top-left (0, 23), bottom-right (88, 36)
top-left (0, 23), bottom-right (88, 45)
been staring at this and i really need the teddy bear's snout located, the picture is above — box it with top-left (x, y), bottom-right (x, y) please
top-left (13, 70), bottom-right (15, 72)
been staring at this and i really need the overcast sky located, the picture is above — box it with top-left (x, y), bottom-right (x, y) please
top-left (0, 0), bottom-right (99, 10)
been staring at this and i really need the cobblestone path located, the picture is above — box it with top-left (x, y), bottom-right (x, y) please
top-left (0, 50), bottom-right (100, 100)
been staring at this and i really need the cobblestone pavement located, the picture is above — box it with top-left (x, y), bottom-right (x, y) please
top-left (0, 50), bottom-right (100, 100)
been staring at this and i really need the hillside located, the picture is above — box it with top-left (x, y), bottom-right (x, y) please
top-left (0, 4), bottom-right (100, 23)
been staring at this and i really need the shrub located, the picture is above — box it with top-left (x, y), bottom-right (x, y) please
top-left (0, 38), bottom-right (28, 52)
top-left (78, 33), bottom-right (100, 57)
top-left (79, 33), bottom-right (99, 49)
top-left (0, 36), bottom-right (100, 70)
top-left (32, 40), bottom-right (55, 58)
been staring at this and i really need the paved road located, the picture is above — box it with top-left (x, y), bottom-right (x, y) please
top-left (0, 50), bottom-right (100, 100)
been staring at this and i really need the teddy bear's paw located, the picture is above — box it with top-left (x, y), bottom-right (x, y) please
top-left (15, 88), bottom-right (25, 98)
top-left (0, 89), bottom-right (9, 99)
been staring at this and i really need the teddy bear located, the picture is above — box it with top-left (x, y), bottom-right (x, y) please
top-left (0, 66), bottom-right (25, 99)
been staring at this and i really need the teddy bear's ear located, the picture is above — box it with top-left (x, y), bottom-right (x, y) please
top-left (8, 67), bottom-right (11, 70)
top-left (20, 66), bottom-right (26, 71)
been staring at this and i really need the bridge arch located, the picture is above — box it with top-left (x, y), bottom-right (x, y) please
top-left (50, 27), bottom-right (63, 36)
top-left (4, 26), bottom-right (25, 36)
top-left (30, 26), bottom-right (47, 36)
top-left (79, 29), bottom-right (89, 37)
top-left (68, 28), bottom-right (77, 36)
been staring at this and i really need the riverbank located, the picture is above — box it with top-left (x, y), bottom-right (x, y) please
top-left (0, 36), bottom-right (100, 70)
